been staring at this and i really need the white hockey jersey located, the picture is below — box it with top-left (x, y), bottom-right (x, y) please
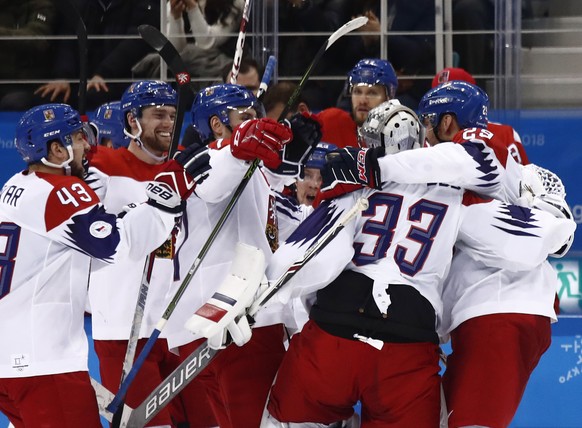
top-left (439, 198), bottom-right (576, 338)
top-left (0, 170), bottom-right (176, 378)
top-left (261, 130), bottom-right (573, 334)
top-left (164, 147), bottom-right (307, 350)
top-left (86, 146), bottom-right (178, 340)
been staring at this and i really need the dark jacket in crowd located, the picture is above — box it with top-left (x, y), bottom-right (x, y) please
top-left (0, 0), bottom-right (57, 79)
top-left (52, 0), bottom-right (160, 80)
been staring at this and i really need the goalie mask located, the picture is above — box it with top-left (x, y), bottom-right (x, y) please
top-left (359, 100), bottom-right (424, 154)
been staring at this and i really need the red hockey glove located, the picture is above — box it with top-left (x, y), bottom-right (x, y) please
top-left (319, 147), bottom-right (384, 200)
top-left (147, 144), bottom-right (211, 213)
top-left (230, 118), bottom-right (293, 169)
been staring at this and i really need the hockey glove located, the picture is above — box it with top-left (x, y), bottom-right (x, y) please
top-left (230, 118), bottom-right (293, 169)
top-left (174, 143), bottom-right (212, 186)
top-left (184, 243), bottom-right (266, 350)
top-left (147, 144), bottom-right (211, 213)
top-left (319, 146), bottom-right (385, 200)
top-left (270, 112), bottom-right (323, 176)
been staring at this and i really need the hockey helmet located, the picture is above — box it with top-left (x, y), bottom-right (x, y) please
top-left (15, 103), bottom-right (86, 164)
top-left (190, 83), bottom-right (265, 143)
top-left (90, 101), bottom-right (129, 148)
top-left (120, 80), bottom-right (177, 131)
top-left (348, 58), bottom-right (398, 99)
top-left (418, 81), bottom-right (488, 130)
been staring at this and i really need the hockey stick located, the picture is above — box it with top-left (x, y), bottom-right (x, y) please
top-left (107, 25), bottom-right (196, 427)
top-left (138, 24), bottom-right (194, 157)
top-left (105, 16), bottom-right (367, 416)
top-left (57, 0), bottom-right (88, 119)
top-left (256, 55), bottom-right (277, 100)
top-left (229, 0), bottom-right (253, 84)
top-left (278, 16), bottom-right (368, 120)
top-left (120, 197), bottom-right (369, 427)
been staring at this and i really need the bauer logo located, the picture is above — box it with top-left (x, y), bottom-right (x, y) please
top-left (550, 258), bottom-right (582, 314)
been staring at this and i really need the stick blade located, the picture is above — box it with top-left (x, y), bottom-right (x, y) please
top-left (327, 16), bottom-right (369, 48)
top-left (138, 24), bottom-right (168, 52)
top-left (91, 377), bottom-right (133, 425)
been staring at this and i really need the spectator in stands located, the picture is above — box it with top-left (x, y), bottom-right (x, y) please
top-left (34, 0), bottom-right (160, 111)
top-left (341, 0), bottom-right (436, 109)
top-left (452, 0), bottom-right (495, 85)
top-left (133, 0), bottom-right (243, 90)
top-left (0, 0), bottom-right (57, 110)
top-left (278, 0), bottom-right (352, 110)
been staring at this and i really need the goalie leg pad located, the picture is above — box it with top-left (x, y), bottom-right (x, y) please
top-left (185, 242), bottom-right (265, 340)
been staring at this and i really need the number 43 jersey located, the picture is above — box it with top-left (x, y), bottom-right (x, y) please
top-left (0, 171), bottom-right (177, 378)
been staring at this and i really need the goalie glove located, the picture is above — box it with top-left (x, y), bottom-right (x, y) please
top-left (519, 163), bottom-right (566, 206)
top-left (184, 243), bottom-right (266, 350)
top-left (230, 118), bottom-right (293, 169)
top-left (319, 146), bottom-right (384, 200)
top-left (532, 194), bottom-right (575, 258)
top-left (147, 144), bottom-right (211, 213)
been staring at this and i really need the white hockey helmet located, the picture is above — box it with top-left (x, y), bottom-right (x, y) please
top-left (358, 99), bottom-right (425, 154)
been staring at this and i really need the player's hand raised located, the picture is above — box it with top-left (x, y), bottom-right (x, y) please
top-left (230, 118), bottom-right (293, 169)
top-left (319, 146), bottom-right (384, 200)
top-left (147, 144), bottom-right (211, 213)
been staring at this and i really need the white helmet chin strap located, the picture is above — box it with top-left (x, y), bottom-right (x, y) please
top-left (41, 145), bottom-right (74, 176)
top-left (124, 119), bottom-right (167, 163)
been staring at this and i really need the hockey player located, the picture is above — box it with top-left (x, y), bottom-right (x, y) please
top-left (86, 80), bottom-right (217, 427)
top-left (431, 66), bottom-right (529, 165)
top-left (0, 103), bottom-right (206, 427)
top-left (89, 100), bottom-right (129, 149)
top-left (258, 100), bottom-right (574, 427)
top-left (317, 58), bottom-right (398, 148)
top-left (163, 83), bottom-right (325, 427)
top-left (188, 82), bottom-right (265, 146)
top-left (420, 79), bottom-right (576, 428)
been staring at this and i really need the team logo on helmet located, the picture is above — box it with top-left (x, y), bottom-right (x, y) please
top-left (104, 108), bottom-right (113, 120)
top-left (43, 109), bottom-right (55, 121)
top-left (204, 87), bottom-right (215, 97)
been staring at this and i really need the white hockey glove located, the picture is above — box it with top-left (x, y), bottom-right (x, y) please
top-left (519, 164), bottom-right (574, 257)
top-left (519, 163), bottom-right (566, 206)
top-left (532, 194), bottom-right (575, 258)
top-left (184, 242), bottom-right (266, 350)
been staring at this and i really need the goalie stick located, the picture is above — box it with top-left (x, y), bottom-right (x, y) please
top-left (108, 25), bottom-right (195, 427)
top-left (105, 197), bottom-right (369, 427)
top-left (105, 16), bottom-right (368, 417)
top-left (229, 0), bottom-right (253, 84)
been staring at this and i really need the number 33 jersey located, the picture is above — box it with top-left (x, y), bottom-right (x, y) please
top-left (0, 171), bottom-right (177, 378)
